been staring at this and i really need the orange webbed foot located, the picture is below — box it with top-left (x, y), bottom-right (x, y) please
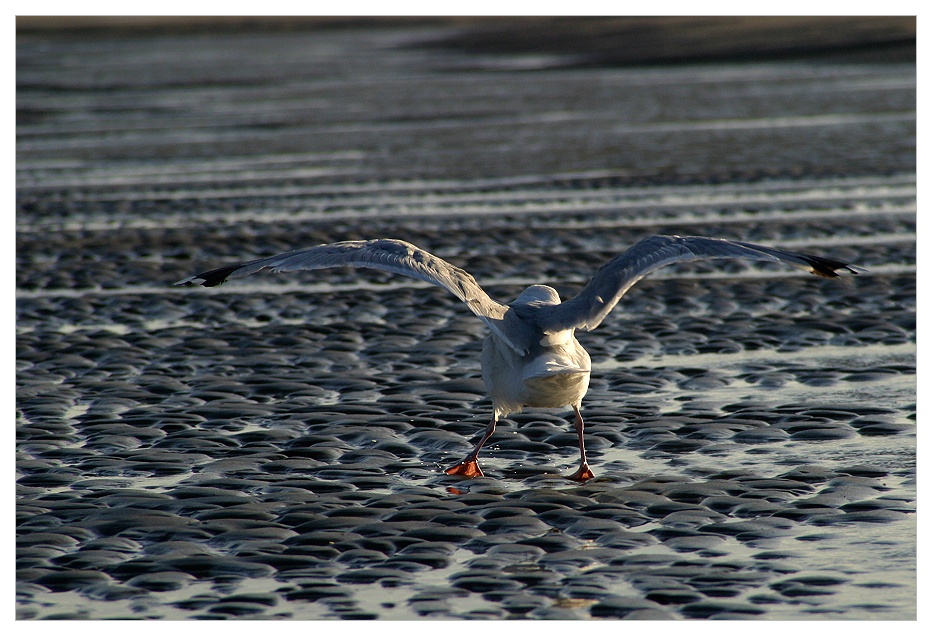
top-left (445, 459), bottom-right (484, 478)
top-left (567, 464), bottom-right (595, 481)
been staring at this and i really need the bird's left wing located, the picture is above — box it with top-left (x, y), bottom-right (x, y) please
top-left (176, 238), bottom-right (530, 353)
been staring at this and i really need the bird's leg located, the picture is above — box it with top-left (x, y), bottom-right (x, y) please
top-left (567, 405), bottom-right (595, 481)
top-left (445, 413), bottom-right (497, 478)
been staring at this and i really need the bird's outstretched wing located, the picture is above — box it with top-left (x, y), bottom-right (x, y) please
top-left (176, 238), bottom-right (532, 353)
top-left (539, 235), bottom-right (866, 333)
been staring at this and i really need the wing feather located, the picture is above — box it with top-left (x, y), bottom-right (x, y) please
top-left (539, 235), bottom-right (865, 333)
top-left (176, 239), bottom-right (530, 353)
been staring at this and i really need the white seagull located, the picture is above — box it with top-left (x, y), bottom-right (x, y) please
top-left (176, 235), bottom-right (864, 481)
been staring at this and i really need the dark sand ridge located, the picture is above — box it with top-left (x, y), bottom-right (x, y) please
top-left (16, 16), bottom-right (916, 64)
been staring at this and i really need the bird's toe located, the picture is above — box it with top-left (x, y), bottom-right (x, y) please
top-left (445, 459), bottom-right (484, 478)
top-left (567, 463), bottom-right (595, 481)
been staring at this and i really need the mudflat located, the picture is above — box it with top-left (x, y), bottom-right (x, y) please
top-left (17, 18), bottom-right (915, 620)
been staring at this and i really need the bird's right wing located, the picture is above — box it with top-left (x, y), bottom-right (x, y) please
top-left (539, 234), bottom-right (865, 333)
top-left (176, 238), bottom-right (535, 355)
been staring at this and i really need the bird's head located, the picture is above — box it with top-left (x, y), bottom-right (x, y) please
top-left (514, 284), bottom-right (561, 306)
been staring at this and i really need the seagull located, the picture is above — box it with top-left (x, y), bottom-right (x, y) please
top-left (176, 235), bottom-right (864, 481)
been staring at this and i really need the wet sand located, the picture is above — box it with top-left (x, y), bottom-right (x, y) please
top-left (16, 19), bottom-right (915, 619)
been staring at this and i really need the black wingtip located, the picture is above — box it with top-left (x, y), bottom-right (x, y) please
top-left (174, 263), bottom-right (240, 287)
top-left (802, 254), bottom-right (867, 278)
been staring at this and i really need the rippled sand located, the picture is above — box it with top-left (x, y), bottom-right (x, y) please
top-left (17, 20), bottom-right (915, 620)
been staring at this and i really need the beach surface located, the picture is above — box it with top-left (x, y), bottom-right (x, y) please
top-left (16, 18), bottom-right (915, 619)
